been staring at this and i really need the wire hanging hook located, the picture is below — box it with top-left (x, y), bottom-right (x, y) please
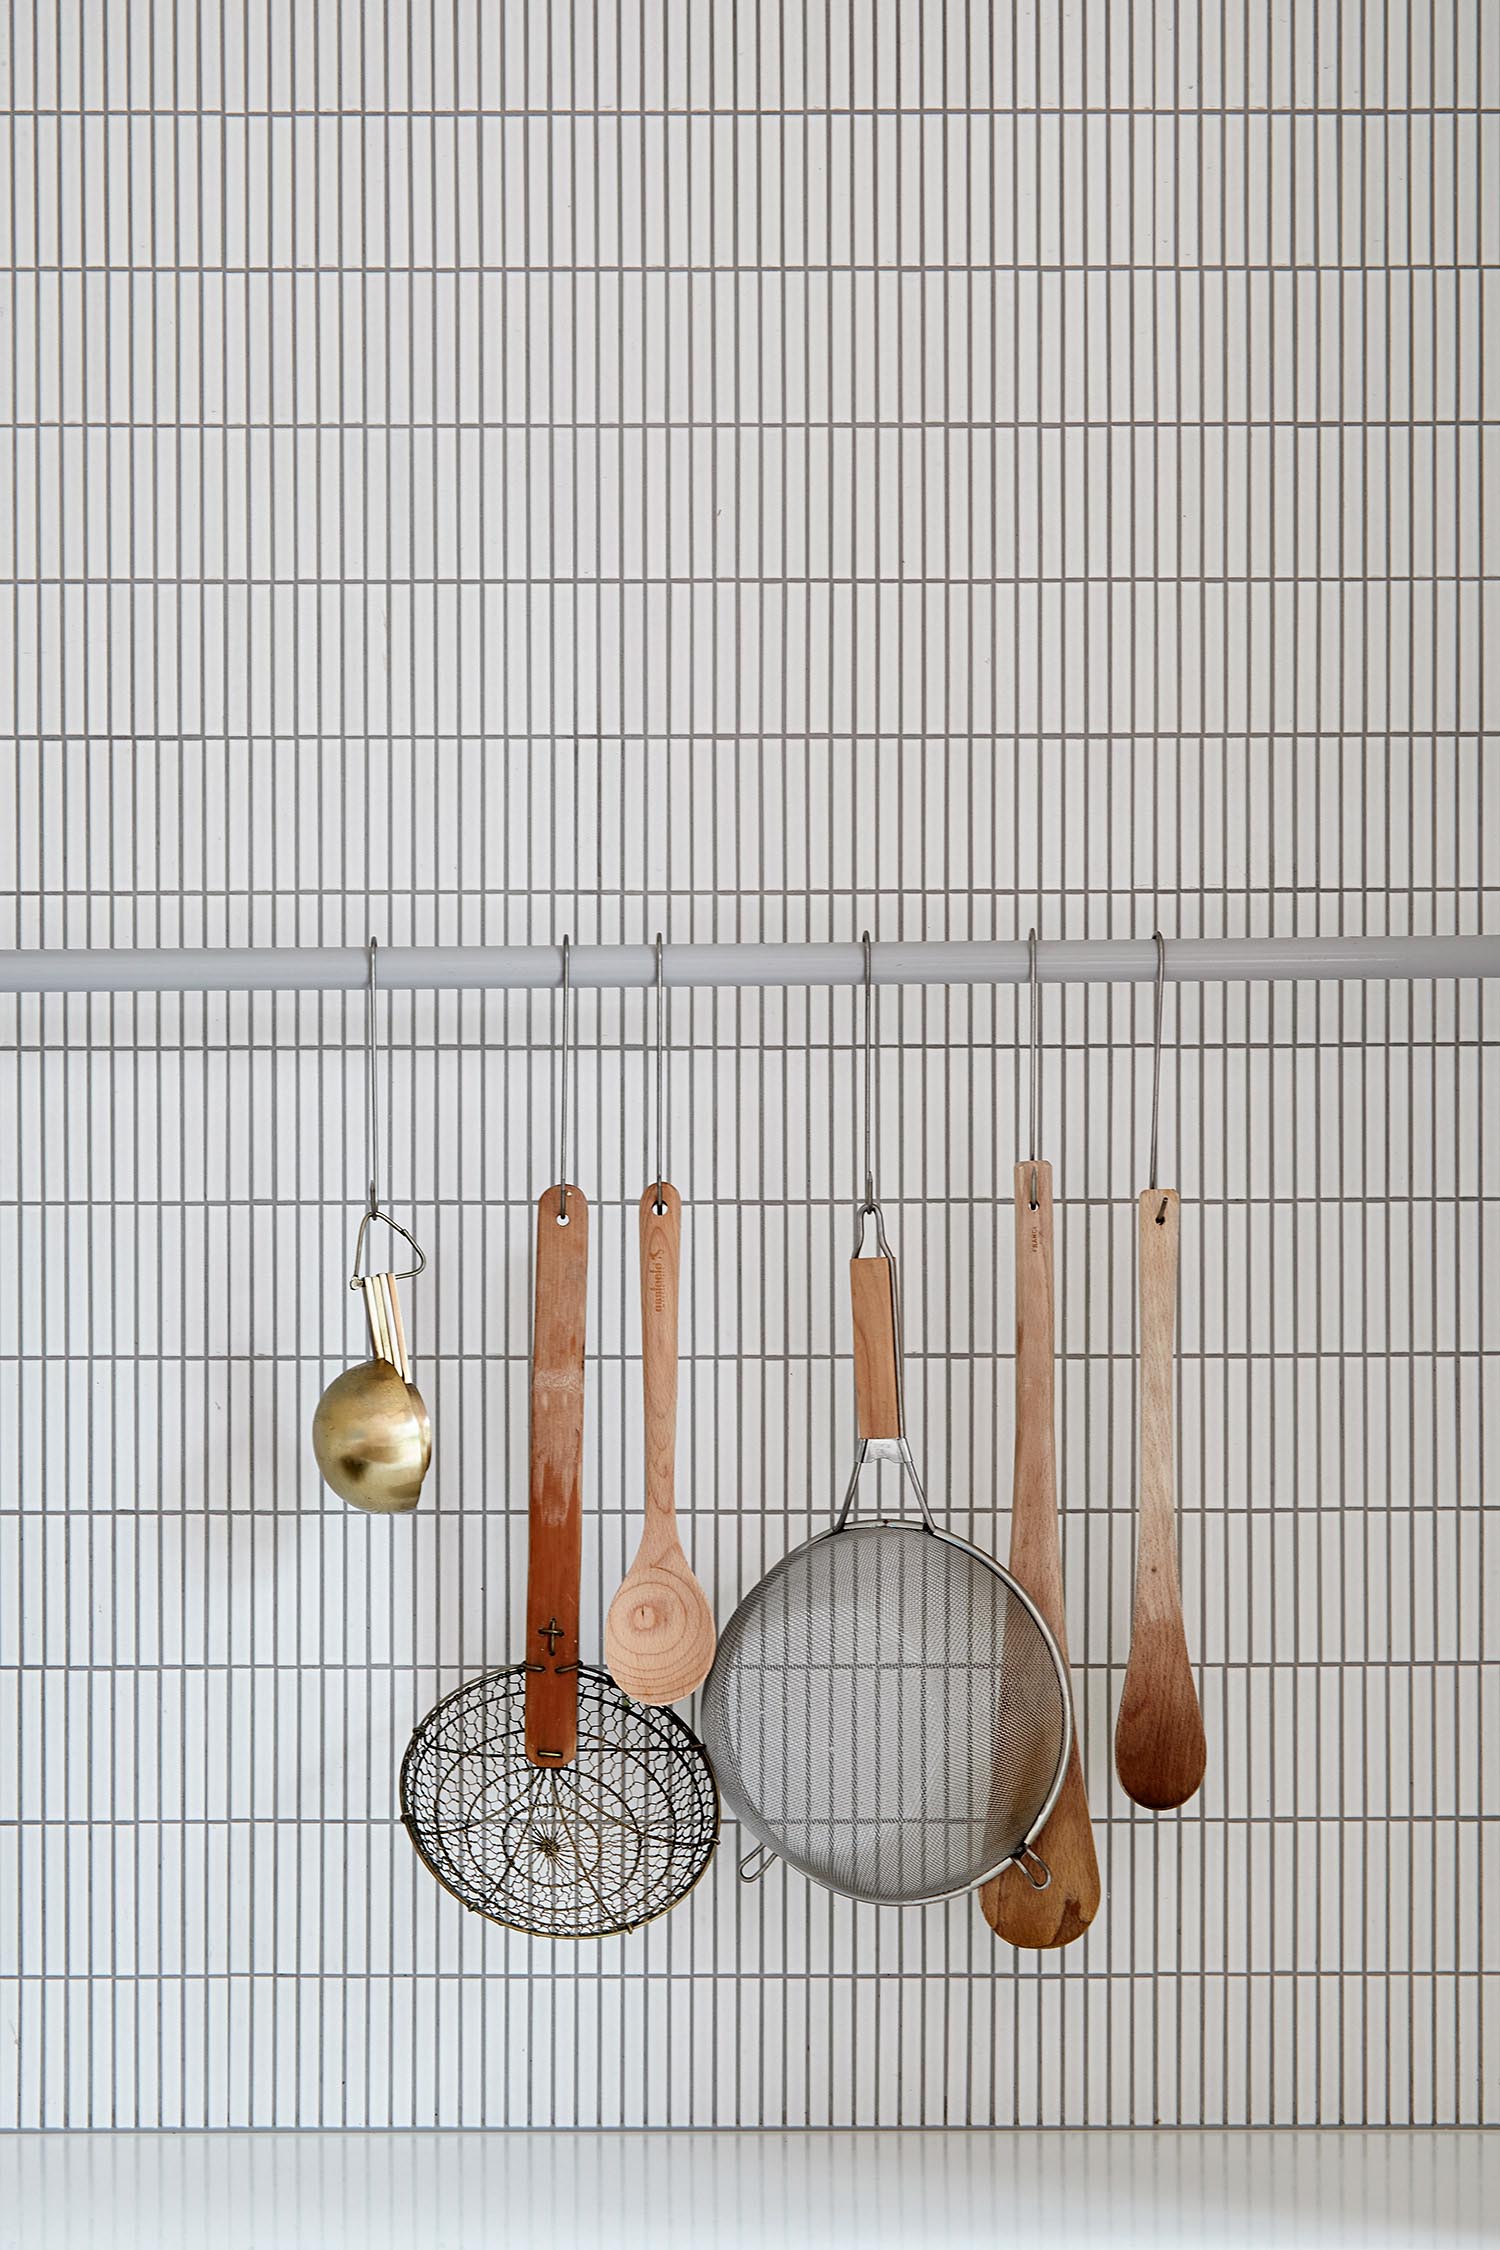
top-left (1027, 928), bottom-right (1041, 1209)
top-left (860, 931), bottom-right (876, 1213)
top-left (1149, 930), bottom-right (1168, 1221)
top-left (365, 934), bottom-right (381, 1219)
top-left (557, 935), bottom-right (574, 1223)
top-left (652, 933), bottom-right (668, 1214)
top-left (348, 934), bottom-right (426, 1286)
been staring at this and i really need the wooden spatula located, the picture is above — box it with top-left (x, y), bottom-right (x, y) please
top-left (980, 1161), bottom-right (1101, 1947)
top-left (1114, 1188), bottom-right (1206, 1808)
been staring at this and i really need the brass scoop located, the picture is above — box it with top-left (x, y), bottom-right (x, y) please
top-left (313, 1267), bottom-right (431, 1512)
top-left (312, 936), bottom-right (432, 1512)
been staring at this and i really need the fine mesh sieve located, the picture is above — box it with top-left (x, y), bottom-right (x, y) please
top-left (698, 937), bottom-right (1071, 1907)
top-left (700, 1516), bottom-right (1069, 1904)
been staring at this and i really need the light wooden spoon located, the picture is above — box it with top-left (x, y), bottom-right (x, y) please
top-left (605, 1184), bottom-right (716, 1704)
top-left (1114, 1188), bottom-right (1206, 1808)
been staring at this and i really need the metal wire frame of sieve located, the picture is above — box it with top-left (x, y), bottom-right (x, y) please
top-left (400, 1665), bottom-right (720, 1940)
top-left (699, 1522), bottom-right (1070, 1907)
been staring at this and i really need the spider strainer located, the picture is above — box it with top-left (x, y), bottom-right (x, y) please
top-left (401, 954), bottom-right (718, 1938)
top-left (401, 1182), bottom-right (718, 1938)
top-left (698, 941), bottom-right (1072, 1907)
top-left (400, 1654), bottom-right (719, 1940)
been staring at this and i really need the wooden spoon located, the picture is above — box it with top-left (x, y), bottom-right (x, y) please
top-left (980, 1161), bottom-right (1101, 1947)
top-left (605, 1184), bottom-right (717, 1704)
top-left (1114, 1188), bottom-right (1206, 1808)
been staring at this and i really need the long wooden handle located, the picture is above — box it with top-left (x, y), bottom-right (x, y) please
top-left (980, 1160), bottom-right (1101, 1948)
top-left (638, 1183), bottom-right (682, 1557)
top-left (1114, 1188), bottom-right (1206, 1809)
top-left (849, 1253), bottom-right (902, 1440)
top-left (524, 1184), bottom-right (589, 1768)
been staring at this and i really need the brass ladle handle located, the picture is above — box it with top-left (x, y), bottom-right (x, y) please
top-left (360, 1272), bottom-right (411, 1385)
top-left (384, 1272), bottom-right (412, 1382)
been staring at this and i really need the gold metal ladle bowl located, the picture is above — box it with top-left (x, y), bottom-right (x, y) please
top-left (313, 1270), bottom-right (432, 1513)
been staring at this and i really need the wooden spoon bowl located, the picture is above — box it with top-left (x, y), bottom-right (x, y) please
top-left (607, 1544), bottom-right (715, 1705)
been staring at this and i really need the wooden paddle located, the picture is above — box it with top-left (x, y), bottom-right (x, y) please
top-left (979, 1161), bottom-right (1101, 1947)
top-left (1114, 1188), bottom-right (1206, 1808)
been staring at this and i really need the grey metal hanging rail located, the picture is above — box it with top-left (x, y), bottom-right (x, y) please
top-left (0, 934), bottom-right (1496, 996)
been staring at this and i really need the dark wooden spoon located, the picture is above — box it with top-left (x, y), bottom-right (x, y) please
top-left (1114, 1188), bottom-right (1206, 1809)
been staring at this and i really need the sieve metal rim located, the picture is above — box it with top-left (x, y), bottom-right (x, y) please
top-left (399, 1659), bottom-right (721, 1940)
top-left (702, 1517), bottom-right (1075, 1907)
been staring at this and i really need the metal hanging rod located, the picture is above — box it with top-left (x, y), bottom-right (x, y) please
top-left (0, 934), bottom-right (1496, 996)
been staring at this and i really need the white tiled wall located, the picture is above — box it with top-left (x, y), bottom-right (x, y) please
top-left (0, 0), bottom-right (1495, 2128)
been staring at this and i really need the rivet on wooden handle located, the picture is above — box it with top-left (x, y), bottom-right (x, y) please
top-left (980, 1160), bottom-right (1101, 1949)
top-left (1115, 1187), bottom-right (1206, 1810)
top-left (849, 1254), bottom-right (902, 1441)
top-left (524, 1184), bottom-right (589, 1769)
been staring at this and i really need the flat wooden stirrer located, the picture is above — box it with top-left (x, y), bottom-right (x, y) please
top-left (980, 1162), bottom-right (1101, 1948)
top-left (1114, 1188), bottom-right (1206, 1810)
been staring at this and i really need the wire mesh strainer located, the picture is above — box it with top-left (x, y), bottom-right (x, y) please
top-left (698, 939), bottom-right (1072, 1907)
top-left (401, 953), bottom-right (718, 1938)
top-left (401, 1661), bottom-right (718, 1940)
top-left (401, 1180), bottom-right (719, 1938)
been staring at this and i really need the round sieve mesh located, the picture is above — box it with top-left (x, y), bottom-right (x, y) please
top-left (699, 1523), bottom-right (1068, 1905)
top-left (400, 1664), bottom-right (719, 1939)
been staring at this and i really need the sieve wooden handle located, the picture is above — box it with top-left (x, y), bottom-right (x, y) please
top-left (524, 1184), bottom-right (589, 1769)
top-left (979, 1160), bottom-right (1101, 1949)
top-left (1114, 1188), bottom-right (1206, 1808)
top-left (850, 1252), bottom-right (902, 1441)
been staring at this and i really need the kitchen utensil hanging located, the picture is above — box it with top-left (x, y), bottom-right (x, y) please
top-left (699, 936), bottom-right (1071, 1908)
top-left (400, 939), bottom-right (719, 1939)
top-left (980, 931), bottom-right (1101, 1946)
top-left (605, 936), bottom-right (718, 1704)
top-left (312, 936), bottom-right (432, 1513)
top-left (1114, 934), bottom-right (1207, 1809)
